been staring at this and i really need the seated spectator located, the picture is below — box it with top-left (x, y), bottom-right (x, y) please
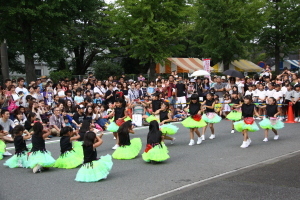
top-left (173, 106), bottom-right (186, 121)
top-left (13, 111), bottom-right (26, 126)
top-left (49, 107), bottom-right (65, 136)
top-left (73, 105), bottom-right (86, 125)
top-left (0, 110), bottom-right (15, 142)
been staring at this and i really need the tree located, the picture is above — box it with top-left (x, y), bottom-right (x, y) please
top-left (108, 0), bottom-right (188, 80)
top-left (0, 0), bottom-right (78, 82)
top-left (62, 0), bottom-right (112, 75)
top-left (258, 0), bottom-right (300, 74)
top-left (196, 0), bottom-right (265, 70)
top-left (93, 59), bottom-right (123, 80)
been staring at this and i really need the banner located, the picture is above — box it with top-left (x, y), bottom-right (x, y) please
top-left (203, 58), bottom-right (211, 79)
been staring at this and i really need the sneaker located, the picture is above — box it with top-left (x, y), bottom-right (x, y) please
top-left (274, 135), bottom-right (279, 140)
top-left (209, 134), bottom-right (215, 139)
top-left (188, 139), bottom-right (195, 146)
top-left (197, 137), bottom-right (202, 145)
top-left (247, 138), bottom-right (252, 146)
top-left (33, 164), bottom-right (41, 173)
top-left (171, 138), bottom-right (176, 144)
top-left (113, 137), bottom-right (116, 140)
top-left (201, 135), bottom-right (205, 141)
top-left (231, 129), bottom-right (235, 134)
top-left (295, 117), bottom-right (298, 122)
top-left (3, 151), bottom-right (12, 156)
top-left (240, 141), bottom-right (249, 148)
top-left (263, 138), bottom-right (268, 142)
top-left (255, 117), bottom-right (260, 120)
top-left (112, 144), bottom-right (119, 150)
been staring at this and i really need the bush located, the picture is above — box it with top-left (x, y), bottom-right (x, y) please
top-left (49, 70), bottom-right (73, 83)
top-left (93, 59), bottom-right (123, 80)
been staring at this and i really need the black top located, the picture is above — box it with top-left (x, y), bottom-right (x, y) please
top-left (189, 103), bottom-right (201, 116)
top-left (121, 89), bottom-right (128, 96)
top-left (105, 90), bottom-right (115, 104)
top-left (118, 130), bottom-right (131, 146)
top-left (266, 105), bottom-right (277, 117)
top-left (147, 121), bottom-right (162, 144)
top-left (159, 110), bottom-right (169, 122)
top-left (60, 136), bottom-right (72, 153)
top-left (14, 135), bottom-right (28, 154)
top-left (152, 100), bottom-right (161, 112)
top-left (241, 104), bottom-right (255, 118)
top-left (24, 120), bottom-right (33, 131)
top-left (114, 107), bottom-right (125, 122)
top-left (205, 100), bottom-right (215, 113)
top-left (73, 112), bottom-right (86, 124)
top-left (31, 134), bottom-right (46, 152)
top-left (231, 98), bottom-right (241, 105)
top-left (176, 83), bottom-right (186, 97)
top-left (83, 145), bottom-right (97, 163)
top-left (78, 132), bottom-right (86, 141)
top-left (194, 83), bottom-right (204, 97)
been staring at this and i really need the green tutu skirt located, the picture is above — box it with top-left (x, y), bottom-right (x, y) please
top-left (142, 143), bottom-right (170, 162)
top-left (124, 116), bottom-right (132, 121)
top-left (181, 117), bottom-right (207, 128)
top-left (75, 154), bottom-right (113, 182)
top-left (0, 140), bottom-right (6, 160)
top-left (107, 122), bottom-right (119, 133)
top-left (112, 138), bottom-right (142, 160)
top-left (259, 118), bottom-right (285, 130)
top-left (160, 124), bottom-right (179, 135)
top-left (202, 113), bottom-right (222, 124)
top-left (3, 152), bottom-right (29, 168)
top-left (146, 115), bottom-right (159, 123)
top-left (27, 150), bottom-right (56, 168)
top-left (234, 120), bottom-right (260, 132)
top-left (53, 150), bottom-right (83, 169)
top-left (226, 111), bottom-right (242, 121)
top-left (73, 141), bottom-right (84, 158)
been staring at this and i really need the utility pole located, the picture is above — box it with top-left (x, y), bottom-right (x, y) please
top-left (1, 40), bottom-right (10, 83)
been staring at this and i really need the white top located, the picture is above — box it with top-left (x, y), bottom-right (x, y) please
top-left (255, 89), bottom-right (266, 101)
top-left (265, 89), bottom-right (275, 98)
top-left (273, 90), bottom-right (283, 102)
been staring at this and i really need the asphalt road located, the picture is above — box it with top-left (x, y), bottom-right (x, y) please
top-left (0, 120), bottom-right (299, 200)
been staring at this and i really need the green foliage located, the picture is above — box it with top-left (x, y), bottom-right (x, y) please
top-left (49, 70), bottom-right (73, 84)
top-left (93, 59), bottom-right (123, 80)
top-left (108, 0), bottom-right (189, 78)
top-left (195, 0), bottom-right (266, 68)
top-left (258, 0), bottom-right (300, 73)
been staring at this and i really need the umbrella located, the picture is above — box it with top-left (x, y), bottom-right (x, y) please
top-left (190, 70), bottom-right (210, 77)
top-left (223, 70), bottom-right (244, 78)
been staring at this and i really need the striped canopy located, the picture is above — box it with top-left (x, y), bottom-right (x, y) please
top-left (156, 58), bottom-right (205, 73)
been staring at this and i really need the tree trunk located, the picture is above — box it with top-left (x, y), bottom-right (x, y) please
top-left (1, 41), bottom-right (10, 81)
top-left (223, 61), bottom-right (230, 71)
top-left (149, 61), bottom-right (156, 81)
top-left (274, 44), bottom-right (280, 75)
top-left (25, 55), bottom-right (36, 83)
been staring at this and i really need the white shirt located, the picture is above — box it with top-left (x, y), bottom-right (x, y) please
top-left (93, 87), bottom-right (104, 96)
top-left (281, 86), bottom-right (287, 95)
top-left (255, 89), bottom-right (266, 101)
top-left (236, 81), bottom-right (244, 94)
top-left (273, 90), bottom-right (283, 102)
top-left (245, 90), bottom-right (256, 100)
top-left (265, 89), bottom-right (275, 98)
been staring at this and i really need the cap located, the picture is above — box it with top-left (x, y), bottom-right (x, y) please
top-left (79, 105), bottom-right (85, 109)
top-left (128, 79), bottom-right (134, 82)
top-left (221, 76), bottom-right (226, 80)
top-left (88, 72), bottom-right (93, 74)
top-left (189, 79), bottom-right (195, 83)
top-left (40, 76), bottom-right (47, 79)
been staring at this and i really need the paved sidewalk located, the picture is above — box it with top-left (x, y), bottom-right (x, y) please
top-left (162, 152), bottom-right (300, 200)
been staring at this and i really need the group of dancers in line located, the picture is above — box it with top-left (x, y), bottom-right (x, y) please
top-left (0, 92), bottom-right (285, 182)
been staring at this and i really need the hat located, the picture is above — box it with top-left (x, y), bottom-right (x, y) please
top-left (128, 79), bottom-right (134, 82)
top-left (221, 76), bottom-right (226, 80)
top-left (88, 72), bottom-right (93, 75)
top-left (79, 105), bottom-right (85, 109)
top-left (189, 79), bottom-right (195, 83)
top-left (40, 76), bottom-right (47, 79)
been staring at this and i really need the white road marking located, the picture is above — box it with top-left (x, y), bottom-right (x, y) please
top-left (144, 149), bottom-right (300, 200)
top-left (6, 122), bottom-right (181, 150)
